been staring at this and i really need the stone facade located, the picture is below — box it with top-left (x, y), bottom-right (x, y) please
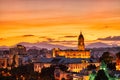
top-left (53, 32), bottom-right (90, 58)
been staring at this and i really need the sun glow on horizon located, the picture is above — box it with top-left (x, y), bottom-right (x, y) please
top-left (0, 0), bottom-right (120, 47)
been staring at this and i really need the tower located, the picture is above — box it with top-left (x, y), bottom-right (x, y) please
top-left (78, 32), bottom-right (85, 50)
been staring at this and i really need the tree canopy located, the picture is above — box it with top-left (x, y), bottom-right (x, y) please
top-left (116, 52), bottom-right (120, 59)
top-left (100, 52), bottom-right (113, 64)
top-left (94, 70), bottom-right (108, 80)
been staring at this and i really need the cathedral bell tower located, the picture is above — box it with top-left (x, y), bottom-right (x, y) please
top-left (78, 32), bottom-right (85, 50)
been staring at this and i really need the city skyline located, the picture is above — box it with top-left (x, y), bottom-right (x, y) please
top-left (0, 0), bottom-right (120, 47)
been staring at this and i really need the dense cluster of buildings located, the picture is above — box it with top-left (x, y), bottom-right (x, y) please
top-left (33, 32), bottom-right (120, 80)
top-left (0, 45), bottom-right (29, 69)
top-left (0, 32), bottom-right (120, 80)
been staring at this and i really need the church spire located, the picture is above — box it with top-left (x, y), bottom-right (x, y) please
top-left (79, 31), bottom-right (84, 39)
top-left (78, 32), bottom-right (85, 50)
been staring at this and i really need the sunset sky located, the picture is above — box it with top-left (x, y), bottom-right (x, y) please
top-left (0, 0), bottom-right (120, 47)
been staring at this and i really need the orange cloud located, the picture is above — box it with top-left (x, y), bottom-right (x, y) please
top-left (0, 0), bottom-right (119, 46)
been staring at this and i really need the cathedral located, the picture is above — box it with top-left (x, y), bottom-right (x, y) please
top-left (53, 32), bottom-right (90, 58)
